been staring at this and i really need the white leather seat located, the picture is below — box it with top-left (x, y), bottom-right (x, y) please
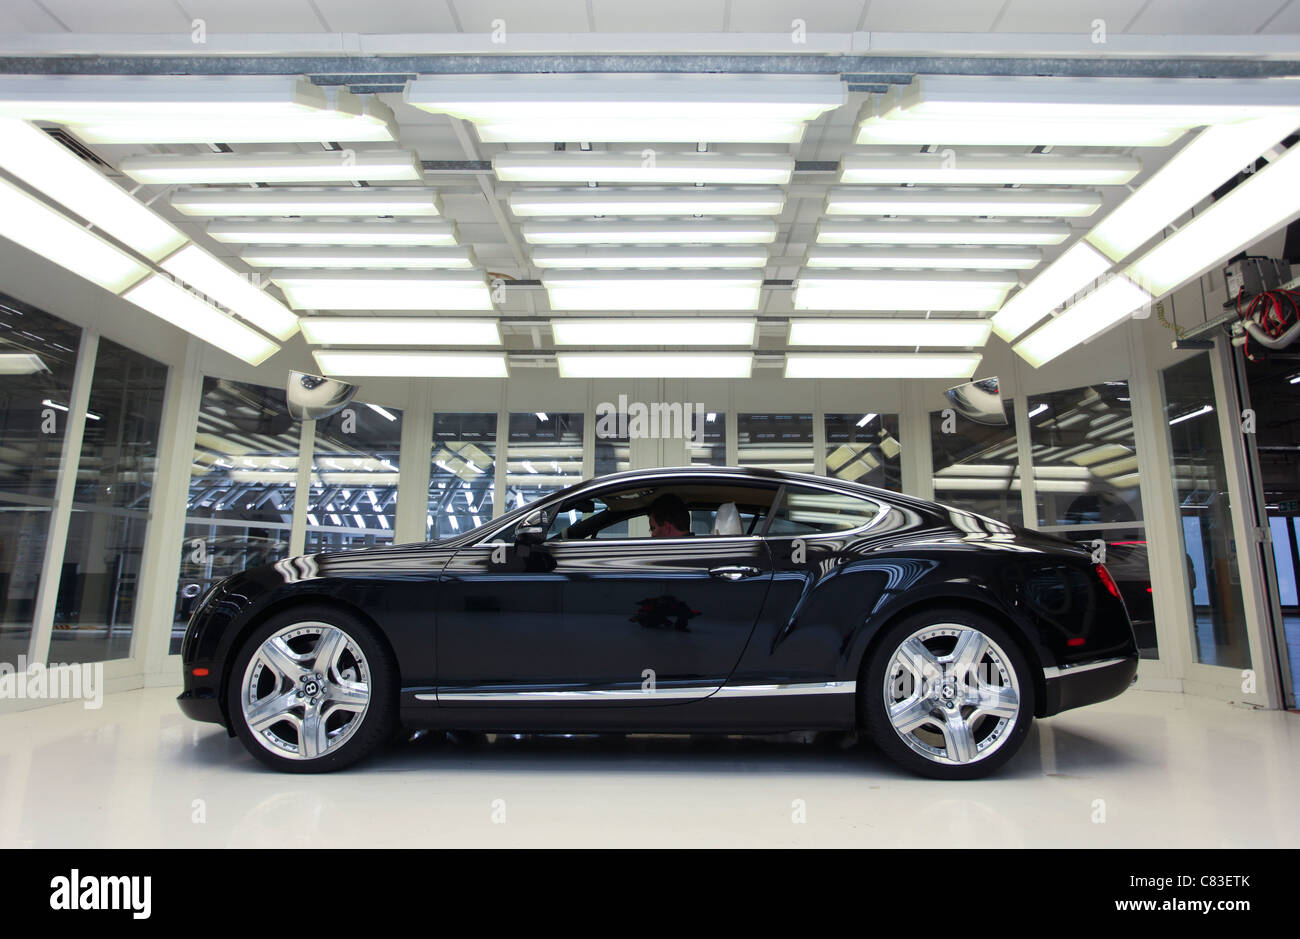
top-left (712, 501), bottom-right (743, 536)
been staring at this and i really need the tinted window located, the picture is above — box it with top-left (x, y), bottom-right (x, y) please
top-left (768, 485), bottom-right (881, 535)
top-left (544, 482), bottom-right (779, 541)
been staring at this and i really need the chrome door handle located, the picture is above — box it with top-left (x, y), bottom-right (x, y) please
top-left (709, 565), bottom-right (761, 581)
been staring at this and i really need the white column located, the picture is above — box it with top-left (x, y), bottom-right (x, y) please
top-left (900, 381), bottom-right (933, 500)
top-left (395, 381), bottom-right (433, 544)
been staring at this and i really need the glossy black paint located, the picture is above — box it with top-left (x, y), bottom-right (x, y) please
top-left (178, 466), bottom-right (1138, 734)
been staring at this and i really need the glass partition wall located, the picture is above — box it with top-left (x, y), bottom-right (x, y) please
top-left (306, 400), bottom-right (402, 553)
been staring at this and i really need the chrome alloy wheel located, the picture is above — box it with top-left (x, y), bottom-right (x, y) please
top-left (882, 624), bottom-right (1022, 767)
top-left (239, 622), bottom-right (371, 760)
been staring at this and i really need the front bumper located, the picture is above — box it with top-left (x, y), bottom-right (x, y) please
top-left (1040, 654), bottom-right (1138, 717)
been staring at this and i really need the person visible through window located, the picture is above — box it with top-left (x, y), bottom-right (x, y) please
top-left (648, 493), bottom-right (692, 538)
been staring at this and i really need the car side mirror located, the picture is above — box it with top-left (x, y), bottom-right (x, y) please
top-left (515, 509), bottom-right (548, 545)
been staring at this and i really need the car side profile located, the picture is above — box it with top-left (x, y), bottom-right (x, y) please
top-left (177, 465), bottom-right (1139, 780)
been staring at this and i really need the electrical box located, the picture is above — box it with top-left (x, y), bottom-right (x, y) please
top-left (1223, 256), bottom-right (1292, 303)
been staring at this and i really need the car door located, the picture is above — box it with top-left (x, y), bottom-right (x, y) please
top-left (435, 479), bottom-right (778, 706)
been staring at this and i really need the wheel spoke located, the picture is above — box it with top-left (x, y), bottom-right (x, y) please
top-left (971, 683), bottom-right (1020, 721)
top-left (947, 628), bottom-right (988, 685)
top-left (300, 709), bottom-right (330, 759)
top-left (260, 636), bottom-right (307, 682)
top-left (326, 680), bottom-right (369, 712)
top-left (889, 695), bottom-right (937, 735)
top-left (896, 637), bottom-right (943, 689)
top-left (246, 690), bottom-right (299, 733)
top-left (939, 711), bottom-right (978, 763)
top-left (312, 627), bottom-right (348, 675)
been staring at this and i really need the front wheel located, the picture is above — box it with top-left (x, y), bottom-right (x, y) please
top-left (227, 606), bottom-right (397, 773)
top-left (861, 610), bottom-right (1035, 780)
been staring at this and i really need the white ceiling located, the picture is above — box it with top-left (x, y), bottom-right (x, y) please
top-left (1, 0), bottom-right (1296, 35)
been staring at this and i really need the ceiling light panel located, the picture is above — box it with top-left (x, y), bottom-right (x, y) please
top-left (122, 275), bottom-right (280, 366)
top-left (507, 188), bottom-right (785, 217)
top-left (494, 152), bottom-right (794, 185)
top-left (0, 353), bottom-right (47, 374)
top-left (522, 220), bottom-right (777, 245)
top-left (207, 220), bottom-right (458, 246)
top-left (991, 242), bottom-right (1112, 342)
top-left (1126, 141), bottom-right (1300, 297)
top-left (121, 150), bottom-right (423, 185)
top-left (0, 118), bottom-right (187, 260)
top-left (240, 246), bottom-right (476, 269)
top-left (793, 271), bottom-right (1018, 311)
top-left (550, 318), bottom-right (756, 345)
top-left (408, 74), bottom-right (843, 143)
top-left (270, 270), bottom-right (494, 311)
top-left (300, 317), bottom-right (501, 346)
top-left (1013, 275), bottom-right (1152, 368)
top-left (314, 350), bottom-right (508, 377)
top-left (805, 246), bottom-right (1041, 270)
top-left (0, 75), bottom-right (330, 120)
top-left (531, 247), bottom-right (767, 269)
top-left (556, 352), bottom-right (753, 378)
top-left (839, 152), bottom-right (1140, 186)
top-left (160, 244), bottom-right (300, 340)
top-left (825, 188), bottom-right (1103, 217)
top-left (173, 189), bottom-right (443, 217)
top-left (785, 353), bottom-right (982, 379)
top-left (0, 176), bottom-right (149, 293)
top-left (787, 319), bottom-right (993, 347)
top-left (814, 220), bottom-right (1071, 246)
top-left (542, 272), bottom-right (762, 311)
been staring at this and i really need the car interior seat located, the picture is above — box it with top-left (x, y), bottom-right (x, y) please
top-left (712, 501), bottom-right (743, 536)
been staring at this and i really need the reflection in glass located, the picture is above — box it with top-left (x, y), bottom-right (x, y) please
top-left (593, 410), bottom-right (629, 477)
top-left (738, 413), bottom-right (814, 473)
top-left (824, 412), bottom-right (902, 491)
top-left (1163, 354), bottom-right (1251, 669)
top-left (690, 411), bottom-right (726, 466)
top-left (0, 503), bottom-right (52, 664)
top-left (54, 339), bottom-right (167, 663)
top-left (309, 400), bottom-right (401, 548)
top-left (506, 412), bottom-right (583, 511)
top-left (430, 412), bottom-right (496, 540)
top-left (930, 402), bottom-right (1022, 525)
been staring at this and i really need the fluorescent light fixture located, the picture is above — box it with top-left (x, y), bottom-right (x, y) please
top-left (121, 150), bottom-right (422, 185)
top-left (493, 152), bottom-right (794, 185)
top-left (542, 272), bottom-right (761, 311)
top-left (787, 319), bottom-right (993, 347)
top-left (522, 220), bottom-right (777, 245)
top-left (239, 246), bottom-right (476, 269)
top-left (811, 218), bottom-right (1076, 244)
top-left (300, 317), bottom-right (501, 345)
top-left (207, 220), bottom-right (457, 246)
top-left (0, 118), bottom-right (187, 260)
top-left (69, 89), bottom-right (397, 144)
top-left (0, 352), bottom-right (47, 374)
top-left (160, 244), bottom-right (299, 340)
top-left (990, 242), bottom-right (1112, 342)
top-left (855, 116), bottom-right (1187, 148)
top-left (1087, 116), bottom-right (1300, 261)
top-left (313, 349), bottom-right (508, 377)
top-left (0, 176), bottom-right (149, 293)
top-left (1027, 402), bottom-right (1049, 419)
top-left (556, 352), bottom-right (753, 378)
top-left (1169, 404), bottom-right (1215, 426)
top-left (507, 188), bottom-right (785, 217)
top-left (270, 270), bottom-right (494, 311)
top-left (839, 153), bottom-right (1140, 186)
top-left (856, 413), bottom-right (878, 427)
top-left (531, 247), bottom-right (767, 268)
top-left (550, 318), bottom-right (756, 345)
top-left (1013, 275), bottom-right (1152, 368)
top-left (815, 220), bottom-right (1071, 246)
top-left (825, 188), bottom-right (1103, 217)
top-left (174, 189), bottom-right (443, 217)
top-left (805, 246), bottom-right (1041, 270)
top-left (1127, 141), bottom-right (1300, 297)
top-left (367, 403), bottom-right (398, 421)
top-left (0, 75), bottom-right (331, 120)
top-left (793, 271), bottom-right (1017, 311)
top-left (408, 74), bottom-right (842, 143)
top-left (41, 398), bottom-right (100, 421)
top-left (122, 275), bottom-right (280, 366)
top-left (784, 353), bottom-right (982, 379)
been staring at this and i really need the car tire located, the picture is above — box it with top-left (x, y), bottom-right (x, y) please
top-left (861, 608), bottom-right (1036, 780)
top-left (227, 605), bottom-right (397, 773)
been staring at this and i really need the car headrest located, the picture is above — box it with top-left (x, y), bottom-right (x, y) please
top-left (712, 502), bottom-right (743, 536)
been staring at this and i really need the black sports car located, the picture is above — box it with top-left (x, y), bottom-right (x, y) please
top-left (178, 465), bottom-right (1138, 779)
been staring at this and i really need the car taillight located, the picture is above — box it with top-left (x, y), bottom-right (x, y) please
top-left (1095, 563), bottom-right (1122, 600)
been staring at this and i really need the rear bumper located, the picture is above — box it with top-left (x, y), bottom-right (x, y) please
top-left (177, 687), bottom-right (225, 726)
top-left (1040, 655), bottom-right (1138, 717)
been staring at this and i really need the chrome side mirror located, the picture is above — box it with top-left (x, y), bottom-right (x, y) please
top-left (515, 509), bottom-right (548, 545)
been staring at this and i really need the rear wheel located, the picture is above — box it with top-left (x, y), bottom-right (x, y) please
top-left (227, 606), bottom-right (397, 773)
top-left (861, 609), bottom-right (1035, 780)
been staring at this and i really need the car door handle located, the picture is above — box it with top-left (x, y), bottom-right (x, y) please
top-left (709, 565), bottom-right (762, 581)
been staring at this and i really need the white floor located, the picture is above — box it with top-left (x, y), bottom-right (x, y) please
top-left (1, 687), bottom-right (1297, 848)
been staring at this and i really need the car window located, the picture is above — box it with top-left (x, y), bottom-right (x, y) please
top-left (544, 482), bottom-right (779, 541)
top-left (766, 485), bottom-right (881, 536)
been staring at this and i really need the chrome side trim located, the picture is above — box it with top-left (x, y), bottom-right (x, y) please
top-left (1042, 656), bottom-right (1130, 680)
top-left (417, 686), bottom-right (719, 702)
top-left (711, 681), bottom-right (857, 698)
